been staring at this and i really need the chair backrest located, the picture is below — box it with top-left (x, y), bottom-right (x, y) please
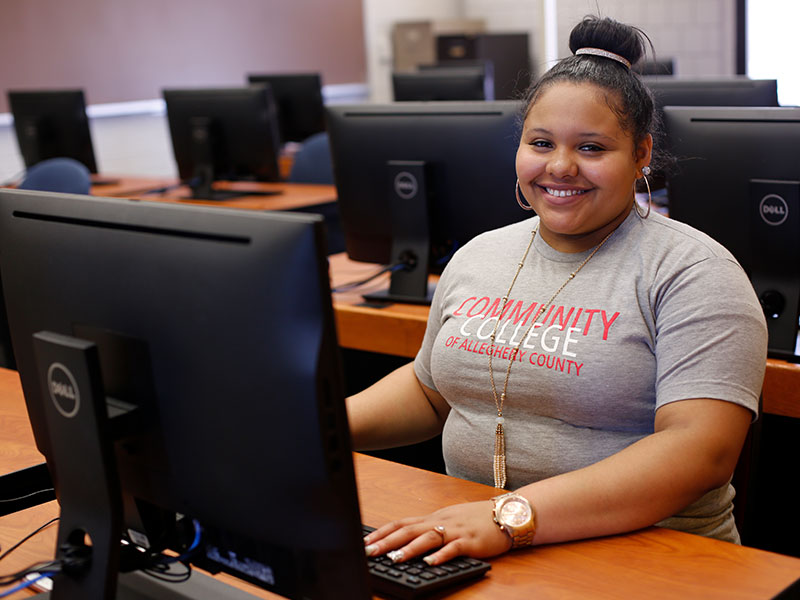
top-left (288, 132), bottom-right (334, 184)
top-left (18, 157), bottom-right (91, 195)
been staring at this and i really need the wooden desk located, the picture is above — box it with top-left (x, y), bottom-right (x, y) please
top-left (1, 367), bottom-right (800, 599)
top-left (329, 253), bottom-right (800, 419)
top-left (90, 176), bottom-right (337, 213)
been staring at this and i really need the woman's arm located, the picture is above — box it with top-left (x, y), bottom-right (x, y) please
top-left (524, 397), bottom-right (752, 544)
top-left (363, 397), bottom-right (753, 564)
top-left (347, 362), bottom-right (451, 451)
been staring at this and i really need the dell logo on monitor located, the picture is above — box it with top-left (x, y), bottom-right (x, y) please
top-left (759, 194), bottom-right (789, 226)
top-left (47, 363), bottom-right (80, 418)
top-left (394, 172), bottom-right (419, 200)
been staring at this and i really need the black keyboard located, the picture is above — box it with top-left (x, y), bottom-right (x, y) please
top-left (363, 525), bottom-right (491, 599)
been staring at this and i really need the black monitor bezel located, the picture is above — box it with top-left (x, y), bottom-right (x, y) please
top-left (326, 100), bottom-right (525, 262)
top-left (645, 76), bottom-right (779, 113)
top-left (246, 73), bottom-right (326, 144)
top-left (162, 86), bottom-right (282, 196)
top-left (392, 66), bottom-right (490, 101)
top-left (7, 89), bottom-right (99, 174)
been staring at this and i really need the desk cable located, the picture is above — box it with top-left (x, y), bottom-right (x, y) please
top-left (331, 262), bottom-right (405, 293)
top-left (0, 517), bottom-right (61, 597)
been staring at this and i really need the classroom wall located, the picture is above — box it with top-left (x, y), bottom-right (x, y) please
top-left (364, 0), bottom-right (737, 102)
top-left (0, 0), bottom-right (366, 114)
top-left (553, 0), bottom-right (736, 75)
top-left (0, 0), bottom-right (366, 181)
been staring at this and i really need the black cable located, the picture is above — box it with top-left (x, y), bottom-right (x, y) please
top-left (0, 517), bottom-right (59, 565)
top-left (0, 560), bottom-right (61, 586)
top-left (143, 562), bottom-right (192, 583)
top-left (331, 262), bottom-right (405, 293)
top-left (0, 487), bottom-right (56, 505)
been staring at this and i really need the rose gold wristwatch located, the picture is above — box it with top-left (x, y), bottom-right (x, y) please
top-left (491, 492), bottom-right (536, 548)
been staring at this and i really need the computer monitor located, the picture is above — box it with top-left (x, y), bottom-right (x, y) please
top-left (663, 105), bottom-right (800, 359)
top-left (163, 86), bottom-right (282, 200)
top-left (7, 89), bottom-right (98, 173)
top-left (392, 65), bottom-right (493, 101)
top-left (0, 189), bottom-right (370, 600)
top-left (644, 76), bottom-right (779, 190)
top-left (645, 76), bottom-right (779, 111)
top-left (325, 100), bottom-right (526, 303)
top-left (246, 73), bottom-right (326, 144)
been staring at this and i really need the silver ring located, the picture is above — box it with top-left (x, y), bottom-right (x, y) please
top-left (433, 525), bottom-right (446, 544)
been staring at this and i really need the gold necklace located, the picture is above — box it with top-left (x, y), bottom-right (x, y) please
top-left (489, 224), bottom-right (615, 489)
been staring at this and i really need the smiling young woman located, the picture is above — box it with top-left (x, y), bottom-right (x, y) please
top-left (346, 14), bottom-right (768, 568)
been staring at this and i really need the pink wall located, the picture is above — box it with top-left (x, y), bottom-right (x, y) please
top-left (0, 0), bottom-right (366, 113)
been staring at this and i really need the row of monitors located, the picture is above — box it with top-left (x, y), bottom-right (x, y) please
top-left (389, 57), bottom-right (671, 102)
top-left (7, 72), bottom-right (325, 175)
top-left (3, 78), bottom-right (797, 346)
top-left (390, 56), bottom-right (678, 103)
top-left (6, 74), bottom-right (780, 180)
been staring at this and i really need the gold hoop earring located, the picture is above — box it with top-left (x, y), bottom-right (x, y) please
top-left (516, 179), bottom-right (534, 211)
top-left (637, 166), bottom-right (652, 219)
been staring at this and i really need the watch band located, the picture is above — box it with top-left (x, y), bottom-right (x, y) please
top-left (492, 492), bottom-right (536, 549)
top-left (509, 524), bottom-right (536, 548)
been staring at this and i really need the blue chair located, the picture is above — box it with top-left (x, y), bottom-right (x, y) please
top-left (288, 132), bottom-right (334, 184)
top-left (287, 132), bottom-right (343, 254)
top-left (18, 157), bottom-right (91, 195)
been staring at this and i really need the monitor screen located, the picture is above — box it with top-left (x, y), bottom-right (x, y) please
top-left (392, 65), bottom-right (492, 101)
top-left (325, 100), bottom-right (526, 303)
top-left (163, 86), bottom-right (282, 200)
top-left (7, 89), bottom-right (98, 174)
top-left (663, 105), bottom-right (800, 359)
top-left (247, 73), bottom-right (326, 144)
top-left (0, 189), bottom-right (370, 600)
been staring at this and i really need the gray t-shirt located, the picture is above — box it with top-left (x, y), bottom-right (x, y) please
top-left (414, 208), bottom-right (767, 542)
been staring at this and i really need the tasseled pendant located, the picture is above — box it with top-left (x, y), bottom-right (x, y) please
top-left (493, 421), bottom-right (506, 489)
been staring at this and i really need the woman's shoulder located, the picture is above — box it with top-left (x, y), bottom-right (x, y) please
top-left (634, 211), bottom-right (741, 266)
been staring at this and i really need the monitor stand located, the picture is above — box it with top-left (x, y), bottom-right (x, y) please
top-left (363, 160), bottom-right (435, 305)
top-left (25, 331), bottom-right (267, 600)
top-left (185, 117), bottom-right (281, 202)
top-left (19, 116), bottom-right (45, 167)
top-left (28, 331), bottom-right (261, 600)
top-left (31, 331), bottom-right (124, 599)
top-left (750, 179), bottom-right (800, 358)
top-left (187, 165), bottom-right (268, 202)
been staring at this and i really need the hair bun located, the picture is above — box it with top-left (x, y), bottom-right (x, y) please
top-left (568, 16), bottom-right (646, 66)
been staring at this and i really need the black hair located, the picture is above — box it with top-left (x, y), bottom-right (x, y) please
top-left (523, 16), bottom-right (666, 171)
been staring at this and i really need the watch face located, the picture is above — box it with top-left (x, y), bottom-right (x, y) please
top-left (500, 498), bottom-right (531, 527)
